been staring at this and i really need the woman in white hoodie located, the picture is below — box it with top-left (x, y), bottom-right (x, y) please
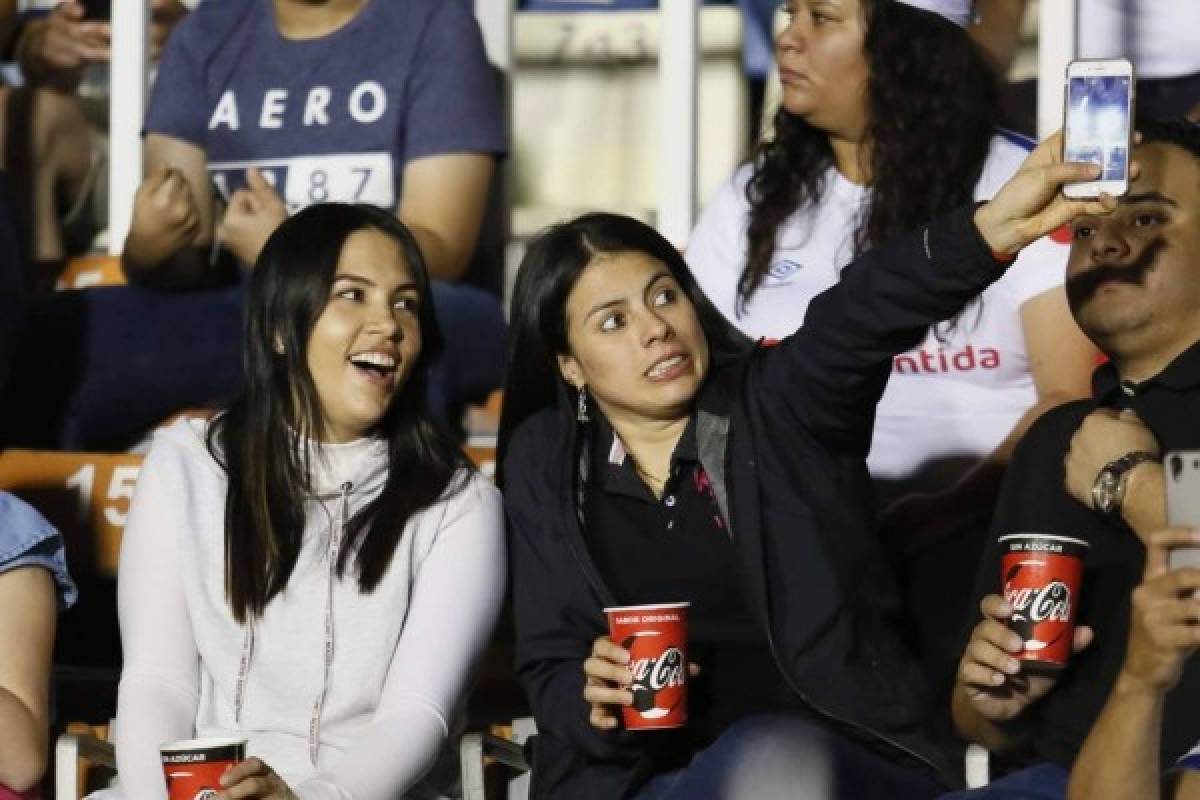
top-left (106, 203), bottom-right (506, 799)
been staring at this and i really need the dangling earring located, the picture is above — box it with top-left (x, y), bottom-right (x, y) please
top-left (576, 386), bottom-right (590, 423)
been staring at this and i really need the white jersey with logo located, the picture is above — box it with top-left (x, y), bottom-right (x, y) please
top-left (686, 133), bottom-right (1071, 492)
top-left (1078, 0), bottom-right (1200, 79)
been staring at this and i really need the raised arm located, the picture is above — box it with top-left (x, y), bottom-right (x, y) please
top-left (762, 134), bottom-right (1115, 452)
top-left (294, 475), bottom-right (506, 800)
top-left (1068, 528), bottom-right (1200, 800)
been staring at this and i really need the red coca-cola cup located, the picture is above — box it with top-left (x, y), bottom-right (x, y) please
top-left (604, 602), bottom-right (689, 730)
top-left (161, 736), bottom-right (246, 800)
top-left (999, 533), bottom-right (1090, 671)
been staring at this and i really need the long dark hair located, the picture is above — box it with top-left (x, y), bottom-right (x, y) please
top-left (209, 203), bottom-right (466, 623)
top-left (742, 0), bottom-right (998, 309)
top-left (497, 212), bottom-right (752, 484)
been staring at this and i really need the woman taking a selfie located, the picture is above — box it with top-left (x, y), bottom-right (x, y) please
top-left (498, 138), bottom-right (1114, 799)
top-left (686, 0), bottom-right (1103, 686)
top-left (105, 204), bottom-right (505, 799)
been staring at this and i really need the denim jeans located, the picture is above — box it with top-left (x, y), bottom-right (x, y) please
top-left (634, 714), bottom-right (949, 800)
top-left (1, 280), bottom-right (506, 449)
top-left (936, 762), bottom-right (1069, 800)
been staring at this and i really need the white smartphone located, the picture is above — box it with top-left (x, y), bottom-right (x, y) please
top-left (1165, 451), bottom-right (1200, 570)
top-left (1063, 58), bottom-right (1135, 199)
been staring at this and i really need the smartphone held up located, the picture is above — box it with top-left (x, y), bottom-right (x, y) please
top-left (1062, 58), bottom-right (1135, 199)
top-left (1165, 451), bottom-right (1200, 572)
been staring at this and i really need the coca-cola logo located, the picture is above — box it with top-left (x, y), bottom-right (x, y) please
top-left (629, 646), bottom-right (685, 692)
top-left (1005, 580), bottom-right (1071, 623)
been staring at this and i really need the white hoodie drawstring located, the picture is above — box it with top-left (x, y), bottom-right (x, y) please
top-left (308, 480), bottom-right (351, 766)
top-left (231, 480), bottom-right (352, 768)
top-left (234, 618), bottom-right (255, 723)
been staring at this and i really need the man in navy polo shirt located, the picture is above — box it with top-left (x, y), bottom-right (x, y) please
top-left (944, 118), bottom-right (1200, 800)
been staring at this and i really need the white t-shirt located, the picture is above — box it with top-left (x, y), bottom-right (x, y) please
top-left (1078, 0), bottom-right (1200, 79)
top-left (686, 133), bottom-right (1071, 493)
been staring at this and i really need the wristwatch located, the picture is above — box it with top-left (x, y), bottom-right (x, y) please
top-left (1091, 451), bottom-right (1160, 515)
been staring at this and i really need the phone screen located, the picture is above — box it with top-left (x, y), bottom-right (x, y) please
top-left (1064, 73), bottom-right (1132, 184)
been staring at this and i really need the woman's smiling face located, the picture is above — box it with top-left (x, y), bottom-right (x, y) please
top-left (305, 228), bottom-right (423, 442)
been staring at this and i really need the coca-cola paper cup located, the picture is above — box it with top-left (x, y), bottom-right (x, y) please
top-left (604, 602), bottom-right (689, 730)
top-left (161, 736), bottom-right (246, 800)
top-left (999, 533), bottom-right (1090, 671)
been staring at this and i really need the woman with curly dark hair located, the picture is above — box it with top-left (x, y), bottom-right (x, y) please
top-left (686, 0), bottom-right (1100, 679)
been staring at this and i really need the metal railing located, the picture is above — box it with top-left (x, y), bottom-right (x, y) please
top-left (1038, 0), bottom-right (1078, 139)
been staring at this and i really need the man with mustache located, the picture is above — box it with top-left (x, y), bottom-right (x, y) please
top-left (942, 117), bottom-right (1200, 800)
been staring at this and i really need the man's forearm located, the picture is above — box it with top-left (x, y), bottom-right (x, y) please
top-left (1123, 463), bottom-right (1168, 543)
top-left (1068, 673), bottom-right (1165, 800)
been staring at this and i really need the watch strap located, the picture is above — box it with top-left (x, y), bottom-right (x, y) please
top-left (1092, 450), bottom-right (1160, 514)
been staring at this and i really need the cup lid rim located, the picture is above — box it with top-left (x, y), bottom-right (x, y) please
top-left (998, 533), bottom-right (1090, 548)
top-left (603, 602), bottom-right (691, 613)
top-left (160, 736), bottom-right (248, 753)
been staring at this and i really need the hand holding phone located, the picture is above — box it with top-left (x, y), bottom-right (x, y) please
top-left (1063, 58), bottom-right (1135, 199)
top-left (1165, 451), bottom-right (1200, 571)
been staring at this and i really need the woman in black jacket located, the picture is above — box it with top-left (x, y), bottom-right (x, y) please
top-left (497, 138), bottom-right (1112, 799)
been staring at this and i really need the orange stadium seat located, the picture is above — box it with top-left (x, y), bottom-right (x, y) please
top-left (54, 256), bottom-right (127, 292)
top-left (0, 450), bottom-right (142, 577)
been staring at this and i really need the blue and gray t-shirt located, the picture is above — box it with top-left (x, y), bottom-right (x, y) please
top-left (145, 0), bottom-right (506, 213)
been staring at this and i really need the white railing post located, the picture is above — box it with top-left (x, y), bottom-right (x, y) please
top-left (659, 0), bottom-right (699, 248)
top-left (108, 0), bottom-right (149, 257)
top-left (1037, 0), bottom-right (1078, 140)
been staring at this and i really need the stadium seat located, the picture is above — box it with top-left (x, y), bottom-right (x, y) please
top-left (54, 256), bottom-right (127, 292)
top-left (461, 716), bottom-right (537, 800)
top-left (0, 450), bottom-right (140, 578)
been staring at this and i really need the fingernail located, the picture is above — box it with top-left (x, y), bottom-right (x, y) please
top-left (1006, 658), bottom-right (1020, 674)
top-left (617, 649), bottom-right (630, 664)
top-left (621, 669), bottom-right (633, 686)
top-left (992, 672), bottom-right (1005, 685)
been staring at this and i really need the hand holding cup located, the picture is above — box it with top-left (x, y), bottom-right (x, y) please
top-left (956, 593), bottom-right (1092, 723)
top-left (583, 635), bottom-right (634, 730)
